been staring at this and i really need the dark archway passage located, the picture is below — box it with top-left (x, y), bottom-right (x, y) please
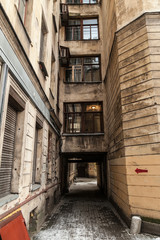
top-left (60, 153), bottom-right (107, 196)
top-left (34, 178), bottom-right (156, 240)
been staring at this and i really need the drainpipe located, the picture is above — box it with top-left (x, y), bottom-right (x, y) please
top-left (0, 63), bottom-right (8, 126)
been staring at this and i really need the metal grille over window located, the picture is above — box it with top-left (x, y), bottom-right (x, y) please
top-left (64, 102), bottom-right (103, 133)
top-left (0, 105), bottom-right (17, 198)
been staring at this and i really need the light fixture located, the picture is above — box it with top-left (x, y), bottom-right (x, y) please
top-left (91, 105), bottom-right (96, 110)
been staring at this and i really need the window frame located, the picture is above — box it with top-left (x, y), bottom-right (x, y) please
top-left (66, 0), bottom-right (98, 4)
top-left (18, 0), bottom-right (28, 24)
top-left (32, 118), bottom-right (43, 189)
top-left (65, 18), bottom-right (99, 41)
top-left (65, 55), bottom-right (101, 83)
top-left (0, 86), bottom-right (25, 199)
top-left (46, 131), bottom-right (53, 183)
top-left (64, 102), bottom-right (103, 134)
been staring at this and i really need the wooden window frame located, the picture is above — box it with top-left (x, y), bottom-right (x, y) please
top-left (66, 18), bottom-right (99, 41)
top-left (65, 56), bottom-right (101, 83)
top-left (64, 102), bottom-right (103, 134)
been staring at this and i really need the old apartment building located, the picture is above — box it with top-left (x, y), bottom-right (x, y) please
top-left (0, 0), bottom-right (160, 237)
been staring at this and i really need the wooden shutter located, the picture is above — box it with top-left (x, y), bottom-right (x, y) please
top-left (0, 105), bottom-right (17, 198)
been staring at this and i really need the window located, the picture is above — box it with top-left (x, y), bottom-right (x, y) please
top-left (0, 105), bottom-right (17, 198)
top-left (32, 119), bottom-right (43, 188)
top-left (0, 87), bottom-right (25, 198)
top-left (39, 14), bottom-right (48, 77)
top-left (64, 102), bottom-right (103, 133)
top-left (65, 56), bottom-right (101, 82)
top-left (17, 0), bottom-right (33, 42)
top-left (66, 18), bottom-right (99, 41)
top-left (47, 131), bottom-right (53, 183)
top-left (66, 0), bottom-right (98, 4)
top-left (18, 0), bottom-right (28, 23)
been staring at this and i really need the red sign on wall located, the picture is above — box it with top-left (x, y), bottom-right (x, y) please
top-left (135, 168), bottom-right (148, 174)
top-left (0, 210), bottom-right (30, 240)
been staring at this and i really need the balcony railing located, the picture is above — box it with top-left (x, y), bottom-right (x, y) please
top-left (59, 46), bottom-right (70, 67)
top-left (60, 3), bottom-right (69, 26)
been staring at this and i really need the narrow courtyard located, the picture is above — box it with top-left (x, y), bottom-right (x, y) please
top-left (33, 179), bottom-right (160, 240)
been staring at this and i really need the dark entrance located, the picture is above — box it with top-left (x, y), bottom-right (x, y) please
top-left (60, 153), bottom-right (107, 195)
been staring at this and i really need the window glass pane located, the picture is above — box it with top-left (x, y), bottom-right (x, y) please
top-left (65, 104), bottom-right (73, 112)
top-left (66, 27), bottom-right (81, 40)
top-left (65, 104), bottom-right (82, 112)
top-left (73, 27), bottom-right (81, 40)
top-left (94, 113), bottom-right (101, 132)
top-left (83, 26), bottom-right (91, 40)
top-left (66, 69), bottom-right (72, 82)
top-left (84, 113), bottom-right (93, 133)
top-left (66, 27), bottom-right (73, 41)
top-left (83, 19), bottom-right (98, 25)
top-left (65, 114), bottom-right (73, 133)
top-left (84, 57), bottom-right (99, 64)
top-left (68, 20), bottom-right (81, 26)
top-left (73, 114), bottom-right (81, 133)
top-left (92, 65), bottom-right (100, 82)
top-left (67, 0), bottom-right (81, 3)
top-left (74, 66), bottom-right (82, 82)
top-left (91, 25), bottom-right (98, 39)
top-left (18, 0), bottom-right (26, 22)
top-left (73, 104), bottom-right (82, 112)
top-left (70, 58), bottom-right (82, 65)
top-left (90, 0), bottom-right (97, 3)
top-left (83, 0), bottom-right (90, 3)
top-left (84, 66), bottom-right (92, 82)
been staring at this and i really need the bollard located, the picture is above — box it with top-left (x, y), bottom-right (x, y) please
top-left (130, 216), bottom-right (142, 234)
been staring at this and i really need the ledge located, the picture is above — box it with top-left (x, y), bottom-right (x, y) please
top-left (63, 81), bottom-right (102, 84)
top-left (31, 184), bottom-right (41, 192)
top-left (65, 39), bottom-right (100, 42)
top-left (62, 133), bottom-right (104, 137)
top-left (16, 9), bottom-right (32, 44)
top-left (0, 194), bottom-right (19, 207)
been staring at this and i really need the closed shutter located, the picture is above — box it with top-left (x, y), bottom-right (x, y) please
top-left (0, 105), bottom-right (17, 198)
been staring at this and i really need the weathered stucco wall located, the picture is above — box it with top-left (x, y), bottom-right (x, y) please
top-left (0, 0), bottom-right (61, 234)
top-left (115, 0), bottom-right (160, 30)
top-left (59, 2), bottom-right (106, 154)
top-left (104, 38), bottom-right (131, 218)
top-left (100, 0), bottom-right (117, 80)
top-left (117, 12), bottom-right (160, 220)
top-left (0, 0), bottom-right (60, 110)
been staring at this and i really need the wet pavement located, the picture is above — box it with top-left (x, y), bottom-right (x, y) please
top-left (33, 178), bottom-right (160, 240)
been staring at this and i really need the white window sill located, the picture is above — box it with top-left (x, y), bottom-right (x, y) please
top-left (0, 194), bottom-right (19, 207)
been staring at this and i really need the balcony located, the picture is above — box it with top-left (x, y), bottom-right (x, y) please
top-left (60, 3), bottom-right (69, 26)
top-left (59, 46), bottom-right (70, 67)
